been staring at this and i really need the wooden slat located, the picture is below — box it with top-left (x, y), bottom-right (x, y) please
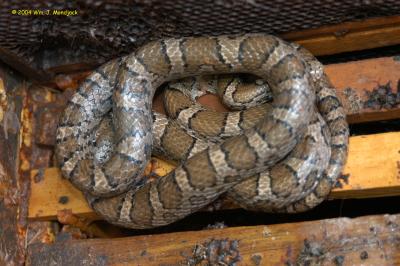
top-left (333, 132), bottom-right (400, 199)
top-left (26, 214), bottom-right (400, 265)
top-left (0, 62), bottom-right (28, 265)
top-left (0, 46), bottom-right (50, 81)
top-left (283, 15), bottom-right (400, 56)
top-left (28, 56), bottom-right (400, 220)
top-left (324, 56), bottom-right (400, 124)
top-left (28, 131), bottom-right (400, 220)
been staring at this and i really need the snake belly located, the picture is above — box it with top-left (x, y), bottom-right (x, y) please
top-left (55, 34), bottom-right (349, 229)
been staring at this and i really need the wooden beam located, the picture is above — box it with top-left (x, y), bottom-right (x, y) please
top-left (282, 15), bottom-right (400, 56)
top-left (26, 214), bottom-right (400, 265)
top-left (28, 131), bottom-right (400, 220)
top-left (324, 56), bottom-right (400, 124)
top-left (0, 46), bottom-right (50, 81)
top-left (0, 62), bottom-right (28, 265)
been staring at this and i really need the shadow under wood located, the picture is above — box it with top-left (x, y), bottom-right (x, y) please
top-left (86, 195), bottom-right (400, 238)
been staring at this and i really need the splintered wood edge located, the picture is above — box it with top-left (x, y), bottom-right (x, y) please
top-left (28, 131), bottom-right (400, 221)
top-left (26, 214), bottom-right (400, 265)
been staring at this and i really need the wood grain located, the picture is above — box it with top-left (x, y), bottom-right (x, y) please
top-left (283, 15), bottom-right (400, 56)
top-left (26, 214), bottom-right (400, 265)
top-left (28, 131), bottom-right (400, 220)
top-left (0, 62), bottom-right (28, 265)
top-left (324, 56), bottom-right (400, 124)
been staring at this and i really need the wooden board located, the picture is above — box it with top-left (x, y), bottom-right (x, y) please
top-left (324, 56), bottom-right (400, 124)
top-left (26, 213), bottom-right (400, 265)
top-left (0, 46), bottom-right (50, 81)
top-left (0, 62), bottom-right (27, 265)
top-left (28, 131), bottom-right (400, 220)
top-left (283, 15), bottom-right (400, 56)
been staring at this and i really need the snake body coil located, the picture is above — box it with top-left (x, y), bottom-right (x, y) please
top-left (56, 34), bottom-right (349, 229)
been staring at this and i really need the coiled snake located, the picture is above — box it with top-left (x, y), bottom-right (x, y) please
top-left (55, 34), bottom-right (349, 229)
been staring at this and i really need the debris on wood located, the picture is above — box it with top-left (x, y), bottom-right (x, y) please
top-left (250, 254), bottom-right (263, 266)
top-left (32, 168), bottom-right (45, 183)
top-left (342, 87), bottom-right (364, 114)
top-left (360, 250), bottom-right (369, 260)
top-left (334, 174), bottom-right (350, 189)
top-left (26, 221), bottom-right (58, 245)
top-left (25, 214), bottom-right (400, 265)
top-left (183, 238), bottom-right (241, 266)
top-left (57, 209), bottom-right (108, 238)
top-left (296, 239), bottom-right (327, 266)
top-left (204, 221), bottom-right (227, 230)
top-left (364, 81), bottom-right (400, 110)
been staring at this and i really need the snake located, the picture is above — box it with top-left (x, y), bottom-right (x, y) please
top-left (55, 34), bottom-right (349, 229)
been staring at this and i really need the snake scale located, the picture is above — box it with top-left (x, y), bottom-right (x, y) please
top-left (55, 34), bottom-right (349, 229)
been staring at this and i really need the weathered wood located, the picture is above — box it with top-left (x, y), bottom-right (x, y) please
top-left (283, 15), bottom-right (400, 56)
top-left (26, 214), bottom-right (400, 265)
top-left (0, 46), bottom-right (50, 81)
top-left (28, 131), bottom-right (400, 220)
top-left (324, 56), bottom-right (400, 124)
top-left (30, 167), bottom-right (97, 220)
top-left (0, 61), bottom-right (27, 265)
